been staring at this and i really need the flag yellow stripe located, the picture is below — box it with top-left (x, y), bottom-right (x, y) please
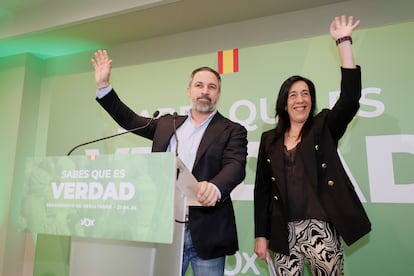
top-left (222, 49), bottom-right (235, 74)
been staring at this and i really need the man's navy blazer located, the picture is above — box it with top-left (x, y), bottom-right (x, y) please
top-left (97, 90), bottom-right (248, 259)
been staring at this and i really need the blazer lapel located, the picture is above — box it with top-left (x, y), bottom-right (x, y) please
top-left (269, 135), bottom-right (286, 195)
top-left (298, 134), bottom-right (318, 188)
top-left (153, 114), bottom-right (187, 152)
top-left (193, 113), bottom-right (225, 168)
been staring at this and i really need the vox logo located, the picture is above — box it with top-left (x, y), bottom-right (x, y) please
top-left (80, 218), bottom-right (96, 227)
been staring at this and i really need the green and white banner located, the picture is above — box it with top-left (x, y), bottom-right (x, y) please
top-left (21, 153), bottom-right (176, 244)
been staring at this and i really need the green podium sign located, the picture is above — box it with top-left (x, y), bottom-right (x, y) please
top-left (20, 152), bottom-right (176, 244)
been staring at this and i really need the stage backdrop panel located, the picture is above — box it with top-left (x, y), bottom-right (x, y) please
top-left (36, 21), bottom-right (414, 275)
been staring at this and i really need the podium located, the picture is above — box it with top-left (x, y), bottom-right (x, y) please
top-left (21, 152), bottom-right (195, 276)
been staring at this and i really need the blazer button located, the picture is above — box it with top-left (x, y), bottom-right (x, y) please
top-left (271, 177), bottom-right (276, 182)
top-left (266, 158), bottom-right (271, 164)
top-left (321, 163), bottom-right (327, 169)
top-left (273, 195), bottom-right (279, 200)
top-left (315, 144), bottom-right (319, 150)
top-left (327, 180), bottom-right (334, 186)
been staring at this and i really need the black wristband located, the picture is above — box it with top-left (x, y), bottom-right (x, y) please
top-left (336, 36), bottom-right (352, 45)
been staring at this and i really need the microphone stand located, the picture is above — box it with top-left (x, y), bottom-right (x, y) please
top-left (67, 110), bottom-right (159, 156)
top-left (172, 112), bottom-right (179, 157)
top-left (172, 112), bottom-right (180, 180)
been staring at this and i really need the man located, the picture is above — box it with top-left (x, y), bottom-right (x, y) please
top-left (91, 50), bottom-right (248, 276)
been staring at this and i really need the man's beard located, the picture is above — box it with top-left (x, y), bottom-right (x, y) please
top-left (191, 97), bottom-right (217, 113)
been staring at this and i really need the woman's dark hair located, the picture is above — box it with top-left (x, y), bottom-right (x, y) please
top-left (275, 75), bottom-right (317, 135)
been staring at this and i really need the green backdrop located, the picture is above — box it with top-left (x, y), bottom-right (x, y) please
top-left (3, 21), bottom-right (414, 275)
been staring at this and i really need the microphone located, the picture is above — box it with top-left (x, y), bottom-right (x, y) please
top-left (67, 110), bottom-right (160, 156)
top-left (172, 112), bottom-right (179, 157)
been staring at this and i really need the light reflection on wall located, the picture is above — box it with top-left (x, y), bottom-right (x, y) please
top-left (0, 34), bottom-right (104, 59)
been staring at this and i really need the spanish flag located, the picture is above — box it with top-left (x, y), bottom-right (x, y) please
top-left (218, 48), bottom-right (239, 74)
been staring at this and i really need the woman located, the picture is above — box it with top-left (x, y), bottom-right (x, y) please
top-left (254, 16), bottom-right (371, 275)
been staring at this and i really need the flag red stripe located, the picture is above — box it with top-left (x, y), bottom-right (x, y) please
top-left (233, 48), bottom-right (239, 72)
top-left (218, 50), bottom-right (224, 74)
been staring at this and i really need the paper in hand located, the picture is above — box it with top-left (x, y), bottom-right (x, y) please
top-left (176, 157), bottom-right (201, 206)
